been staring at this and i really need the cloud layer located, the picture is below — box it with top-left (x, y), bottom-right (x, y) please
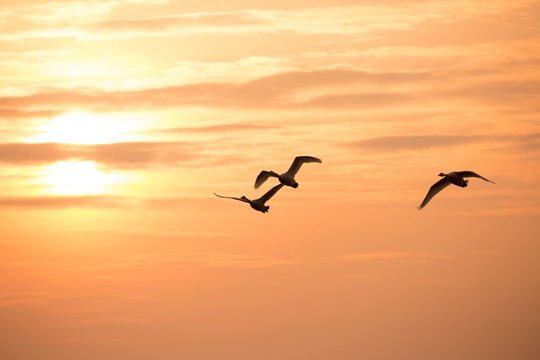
top-left (0, 142), bottom-right (197, 167)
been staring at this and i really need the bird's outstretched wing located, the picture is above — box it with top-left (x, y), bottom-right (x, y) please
top-left (254, 171), bottom-right (277, 189)
top-left (258, 184), bottom-right (284, 203)
top-left (458, 171), bottom-right (495, 184)
top-left (214, 192), bottom-right (249, 203)
top-left (285, 156), bottom-right (322, 176)
top-left (418, 177), bottom-right (452, 210)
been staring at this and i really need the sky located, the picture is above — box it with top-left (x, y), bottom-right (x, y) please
top-left (1, 0), bottom-right (540, 359)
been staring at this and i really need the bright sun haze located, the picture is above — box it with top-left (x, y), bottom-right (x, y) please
top-left (1, 1), bottom-right (540, 360)
top-left (26, 112), bottom-right (143, 196)
top-left (40, 161), bottom-right (115, 195)
top-left (29, 112), bottom-right (140, 145)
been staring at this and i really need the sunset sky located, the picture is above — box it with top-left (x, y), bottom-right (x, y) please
top-left (1, 0), bottom-right (540, 359)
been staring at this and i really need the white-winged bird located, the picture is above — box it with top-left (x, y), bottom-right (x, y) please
top-left (418, 171), bottom-right (495, 209)
top-left (214, 184), bottom-right (284, 213)
top-left (254, 156), bottom-right (322, 189)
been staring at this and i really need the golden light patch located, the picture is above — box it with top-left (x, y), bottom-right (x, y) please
top-left (40, 161), bottom-right (120, 195)
top-left (29, 112), bottom-right (140, 145)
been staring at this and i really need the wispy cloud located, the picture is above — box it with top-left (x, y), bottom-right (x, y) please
top-left (0, 195), bottom-right (130, 208)
top-left (0, 195), bottom-right (229, 209)
top-left (454, 205), bottom-right (540, 216)
top-left (0, 290), bottom-right (51, 308)
top-left (0, 142), bottom-right (198, 167)
top-left (0, 108), bottom-right (60, 120)
top-left (0, 69), bottom-right (429, 111)
top-left (162, 123), bottom-right (282, 134)
top-left (5, 1), bottom-right (536, 40)
top-left (338, 252), bottom-right (451, 261)
top-left (79, 317), bottom-right (146, 325)
top-left (84, 11), bottom-right (270, 34)
top-left (6, 0), bottom-right (166, 25)
top-left (86, 252), bottom-right (300, 269)
top-left (295, 92), bottom-right (414, 109)
top-left (409, 280), bottom-right (452, 286)
top-left (344, 133), bottom-right (540, 153)
top-left (54, 226), bottom-right (229, 239)
top-left (345, 135), bottom-right (483, 152)
top-left (448, 80), bottom-right (540, 107)
top-left (164, 57), bottom-right (297, 85)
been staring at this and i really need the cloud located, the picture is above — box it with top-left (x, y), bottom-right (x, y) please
top-left (245, 68), bottom-right (430, 90)
top-left (86, 142), bottom-right (197, 168)
top-left (0, 143), bottom-right (73, 164)
top-left (501, 133), bottom-right (540, 153)
top-left (409, 280), bottom-right (452, 286)
top-left (164, 57), bottom-right (297, 85)
top-left (30, 2), bottom-right (114, 22)
top-left (85, 12), bottom-right (270, 34)
top-left (0, 108), bottom-right (60, 120)
top-left (162, 123), bottom-right (282, 134)
top-left (0, 141), bottom-right (197, 167)
top-left (438, 79), bottom-right (540, 107)
top-left (0, 69), bottom-right (429, 111)
top-left (10, 0), bottom-right (163, 25)
top-left (0, 290), bottom-right (51, 308)
top-left (79, 317), bottom-right (146, 325)
top-left (454, 205), bottom-right (540, 216)
top-left (296, 92), bottom-right (413, 109)
top-left (338, 252), bottom-right (451, 261)
top-left (463, 250), bottom-right (504, 256)
top-left (54, 226), bottom-right (229, 239)
top-left (0, 49), bottom-right (75, 67)
top-left (2, 0), bottom-right (537, 44)
top-left (0, 195), bottom-right (240, 210)
top-left (345, 133), bottom-right (540, 153)
top-left (345, 135), bottom-right (483, 152)
top-left (0, 195), bottom-right (130, 208)
top-left (87, 253), bottom-right (300, 269)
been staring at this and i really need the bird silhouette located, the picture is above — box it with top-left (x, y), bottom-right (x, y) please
top-left (254, 156), bottom-right (322, 189)
top-left (418, 171), bottom-right (495, 209)
top-left (214, 184), bottom-right (284, 213)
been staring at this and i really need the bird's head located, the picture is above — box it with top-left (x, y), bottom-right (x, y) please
top-left (438, 172), bottom-right (446, 177)
top-left (262, 206), bottom-right (270, 213)
top-left (292, 182), bottom-right (299, 188)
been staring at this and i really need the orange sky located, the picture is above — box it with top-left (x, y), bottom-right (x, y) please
top-left (1, 1), bottom-right (540, 359)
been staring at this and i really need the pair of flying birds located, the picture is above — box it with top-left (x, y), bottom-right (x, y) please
top-left (214, 156), bottom-right (495, 213)
top-left (214, 156), bottom-right (322, 213)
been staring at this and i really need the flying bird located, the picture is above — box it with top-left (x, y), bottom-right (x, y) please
top-left (418, 171), bottom-right (495, 209)
top-left (214, 184), bottom-right (284, 213)
top-left (254, 156), bottom-right (322, 189)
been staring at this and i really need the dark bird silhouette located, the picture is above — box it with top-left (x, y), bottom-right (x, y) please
top-left (254, 156), bottom-right (322, 189)
top-left (418, 171), bottom-right (495, 209)
top-left (214, 184), bottom-right (284, 213)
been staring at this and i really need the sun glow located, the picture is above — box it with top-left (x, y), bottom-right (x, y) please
top-left (29, 112), bottom-right (140, 145)
top-left (40, 161), bottom-right (123, 195)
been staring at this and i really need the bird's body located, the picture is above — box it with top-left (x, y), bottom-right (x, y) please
top-left (214, 184), bottom-right (284, 213)
top-left (254, 156), bottom-right (322, 189)
top-left (418, 171), bottom-right (495, 209)
top-left (442, 171), bottom-right (469, 187)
